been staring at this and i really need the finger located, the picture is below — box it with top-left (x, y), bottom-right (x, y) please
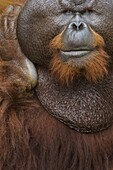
top-left (7, 6), bottom-right (21, 37)
top-left (3, 6), bottom-right (21, 39)
top-left (3, 5), bottom-right (14, 32)
top-left (1, 5), bottom-right (14, 33)
top-left (3, 5), bottom-right (14, 15)
top-left (9, 6), bottom-right (21, 36)
top-left (13, 6), bottom-right (21, 15)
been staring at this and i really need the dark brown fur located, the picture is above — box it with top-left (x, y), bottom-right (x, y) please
top-left (1, 2), bottom-right (113, 170)
top-left (0, 17), bottom-right (112, 170)
top-left (0, 94), bottom-right (113, 170)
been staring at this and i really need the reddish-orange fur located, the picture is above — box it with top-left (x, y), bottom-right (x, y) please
top-left (49, 29), bottom-right (110, 86)
top-left (0, 96), bottom-right (113, 169)
top-left (0, 10), bottom-right (112, 169)
top-left (0, 50), bottom-right (112, 169)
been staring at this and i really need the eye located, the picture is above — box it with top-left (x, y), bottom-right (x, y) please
top-left (62, 10), bottom-right (74, 15)
top-left (85, 9), bottom-right (93, 14)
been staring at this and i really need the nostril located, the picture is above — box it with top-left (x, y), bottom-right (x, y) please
top-left (79, 22), bottom-right (85, 30)
top-left (70, 22), bottom-right (86, 31)
top-left (72, 23), bottom-right (78, 31)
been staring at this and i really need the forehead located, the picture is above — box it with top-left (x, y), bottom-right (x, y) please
top-left (58, 0), bottom-right (94, 11)
top-left (58, 0), bottom-right (113, 9)
top-left (29, 0), bottom-right (113, 13)
top-left (35, 0), bottom-right (112, 8)
top-left (59, 0), bottom-right (94, 6)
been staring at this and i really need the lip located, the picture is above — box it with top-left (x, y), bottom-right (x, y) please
top-left (60, 49), bottom-right (93, 61)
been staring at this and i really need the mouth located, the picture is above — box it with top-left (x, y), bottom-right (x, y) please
top-left (60, 48), bottom-right (93, 61)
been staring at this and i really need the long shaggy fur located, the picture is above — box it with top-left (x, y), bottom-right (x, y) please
top-left (0, 8), bottom-right (112, 170)
top-left (0, 49), bottom-right (112, 169)
top-left (0, 96), bottom-right (113, 170)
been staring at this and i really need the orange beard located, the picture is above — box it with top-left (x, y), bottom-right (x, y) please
top-left (49, 29), bottom-right (110, 86)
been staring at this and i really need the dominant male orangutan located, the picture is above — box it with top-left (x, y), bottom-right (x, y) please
top-left (0, 0), bottom-right (113, 169)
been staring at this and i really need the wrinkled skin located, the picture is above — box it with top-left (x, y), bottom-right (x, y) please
top-left (17, 0), bottom-right (113, 133)
top-left (17, 0), bottom-right (113, 65)
top-left (1, 0), bottom-right (113, 170)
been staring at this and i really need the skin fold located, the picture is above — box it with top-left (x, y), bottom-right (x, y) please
top-left (0, 0), bottom-right (113, 169)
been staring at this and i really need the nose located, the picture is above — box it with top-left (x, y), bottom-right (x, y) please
top-left (68, 21), bottom-right (87, 31)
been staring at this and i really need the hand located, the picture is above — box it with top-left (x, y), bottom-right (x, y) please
top-left (0, 5), bottom-right (37, 99)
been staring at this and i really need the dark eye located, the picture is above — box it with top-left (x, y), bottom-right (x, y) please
top-left (63, 10), bottom-right (73, 15)
top-left (85, 9), bottom-right (94, 15)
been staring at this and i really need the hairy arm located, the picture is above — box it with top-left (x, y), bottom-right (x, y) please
top-left (0, 5), bottom-right (37, 102)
